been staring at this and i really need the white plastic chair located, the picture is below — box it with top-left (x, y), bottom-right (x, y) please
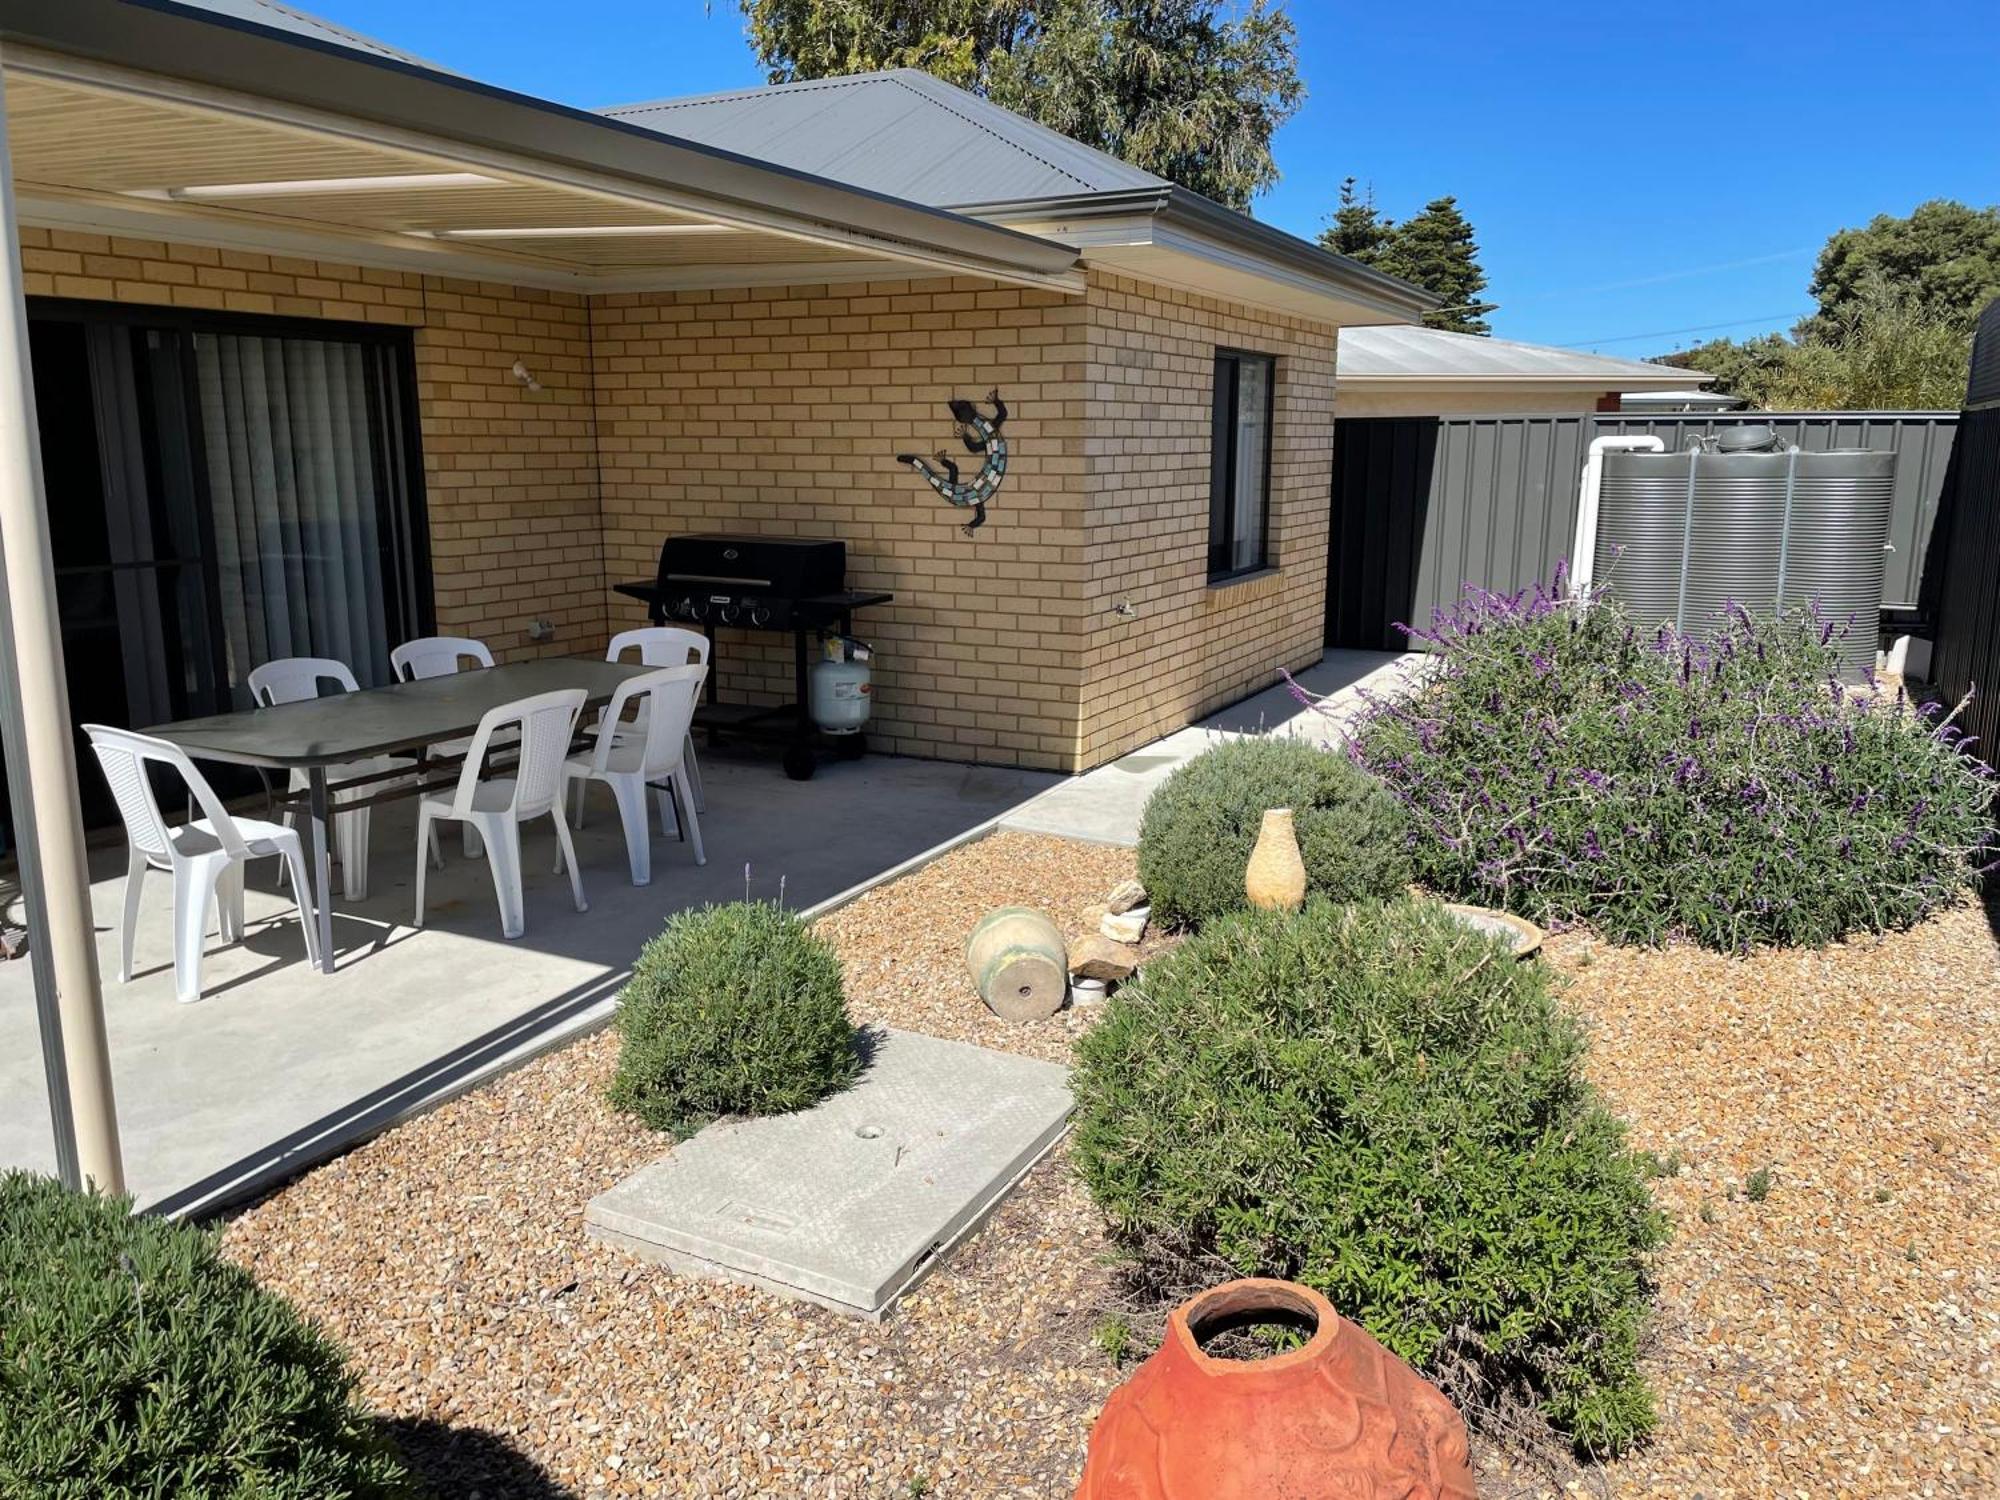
top-left (593, 627), bottom-right (709, 813)
top-left (391, 635), bottom-right (499, 859)
top-left (246, 656), bottom-right (406, 901)
top-left (563, 664), bottom-right (708, 885)
top-left (413, 688), bottom-right (587, 940)
top-left (84, 724), bottom-right (320, 1004)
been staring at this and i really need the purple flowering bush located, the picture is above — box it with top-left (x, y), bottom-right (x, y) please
top-left (1351, 572), bottom-right (1996, 950)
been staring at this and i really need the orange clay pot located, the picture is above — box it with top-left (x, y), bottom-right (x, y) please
top-left (1074, 1279), bottom-right (1478, 1500)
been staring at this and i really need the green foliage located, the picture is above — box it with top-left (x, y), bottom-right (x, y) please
top-left (1658, 198), bottom-right (1995, 410)
top-left (1809, 199), bottom-right (2000, 332)
top-left (1320, 191), bottom-right (1494, 333)
top-left (1136, 735), bottom-right (1410, 929)
top-left (737, 0), bottom-right (1302, 210)
top-left (0, 1172), bottom-right (411, 1500)
top-left (1353, 577), bottom-right (1997, 950)
top-left (1744, 1167), bottom-right (1774, 1204)
top-left (609, 901), bottom-right (859, 1136)
top-left (1070, 898), bottom-right (1667, 1453)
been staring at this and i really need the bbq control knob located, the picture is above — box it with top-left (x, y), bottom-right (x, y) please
top-left (749, 604), bottom-right (772, 627)
top-left (719, 603), bottom-right (740, 625)
top-left (679, 597), bottom-right (703, 621)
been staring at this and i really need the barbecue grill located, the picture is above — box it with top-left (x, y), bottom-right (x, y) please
top-left (614, 534), bottom-right (892, 779)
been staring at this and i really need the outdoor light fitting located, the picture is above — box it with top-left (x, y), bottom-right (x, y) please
top-left (431, 224), bottom-right (734, 239)
top-left (136, 172), bottom-right (504, 200)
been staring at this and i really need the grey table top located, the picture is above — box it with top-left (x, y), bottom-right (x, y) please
top-left (146, 657), bottom-right (654, 770)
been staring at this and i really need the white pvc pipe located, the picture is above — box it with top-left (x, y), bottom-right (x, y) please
top-left (1570, 435), bottom-right (1666, 595)
top-left (0, 50), bottom-right (124, 1194)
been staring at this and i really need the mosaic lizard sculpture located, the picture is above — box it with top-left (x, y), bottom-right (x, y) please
top-left (897, 391), bottom-right (1008, 534)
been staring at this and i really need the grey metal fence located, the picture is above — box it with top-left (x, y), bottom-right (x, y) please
top-left (1327, 410), bottom-right (1960, 651)
top-left (1927, 300), bottom-right (2000, 770)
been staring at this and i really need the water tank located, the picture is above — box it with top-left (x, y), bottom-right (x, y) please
top-left (1594, 442), bottom-right (1894, 674)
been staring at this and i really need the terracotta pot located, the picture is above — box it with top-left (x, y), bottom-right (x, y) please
top-left (1245, 807), bottom-right (1308, 912)
top-left (1074, 1279), bottom-right (1477, 1500)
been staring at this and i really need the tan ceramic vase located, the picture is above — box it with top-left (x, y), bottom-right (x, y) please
top-left (1245, 807), bottom-right (1308, 912)
top-left (1073, 1279), bottom-right (1479, 1500)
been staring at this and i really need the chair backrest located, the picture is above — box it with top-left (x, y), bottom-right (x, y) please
top-left (607, 626), bottom-right (710, 668)
top-left (83, 725), bottom-right (249, 861)
top-left (392, 636), bottom-right (495, 682)
top-left (592, 665), bottom-right (707, 779)
top-left (449, 688), bottom-right (585, 821)
top-left (247, 656), bottom-right (361, 707)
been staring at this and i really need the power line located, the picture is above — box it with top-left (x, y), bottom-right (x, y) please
top-left (1556, 311), bottom-right (1812, 349)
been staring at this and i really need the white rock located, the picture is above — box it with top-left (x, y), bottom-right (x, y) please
top-left (1099, 905), bottom-right (1149, 943)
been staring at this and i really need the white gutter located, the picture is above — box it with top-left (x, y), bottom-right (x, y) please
top-left (1569, 436), bottom-right (1665, 595)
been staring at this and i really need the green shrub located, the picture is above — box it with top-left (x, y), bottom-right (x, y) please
top-left (0, 1172), bottom-right (411, 1499)
top-left (1070, 898), bottom-right (1666, 1454)
top-left (1352, 575), bottom-right (1997, 949)
top-left (609, 901), bottom-right (858, 1136)
top-left (1137, 735), bottom-right (1410, 928)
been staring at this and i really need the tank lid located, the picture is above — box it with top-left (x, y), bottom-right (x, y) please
top-left (1714, 425), bottom-right (1781, 454)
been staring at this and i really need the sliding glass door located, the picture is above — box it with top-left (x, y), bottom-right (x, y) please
top-left (24, 301), bottom-right (429, 829)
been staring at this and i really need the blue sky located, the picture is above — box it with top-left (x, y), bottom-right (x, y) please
top-left (307, 0), bottom-right (1997, 357)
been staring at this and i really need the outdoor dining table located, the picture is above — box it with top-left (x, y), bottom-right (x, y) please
top-left (145, 656), bottom-right (657, 974)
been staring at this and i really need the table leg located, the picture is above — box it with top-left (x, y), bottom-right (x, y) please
top-left (307, 767), bottom-right (335, 974)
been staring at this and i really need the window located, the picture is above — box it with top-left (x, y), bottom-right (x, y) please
top-left (1208, 349), bottom-right (1274, 580)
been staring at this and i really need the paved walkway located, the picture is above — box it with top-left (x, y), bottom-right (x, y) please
top-left (999, 648), bottom-right (1415, 846)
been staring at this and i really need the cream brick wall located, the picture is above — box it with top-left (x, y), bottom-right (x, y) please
top-left (22, 230), bottom-right (1342, 772)
top-left (590, 278), bottom-right (1092, 771)
top-left (1077, 273), bottom-right (1336, 765)
top-left (18, 228), bottom-right (605, 664)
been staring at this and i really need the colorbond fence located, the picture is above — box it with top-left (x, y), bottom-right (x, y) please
top-left (1327, 410), bottom-right (1959, 650)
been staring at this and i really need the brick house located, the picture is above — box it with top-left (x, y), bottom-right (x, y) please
top-left (2, 0), bottom-right (1432, 794)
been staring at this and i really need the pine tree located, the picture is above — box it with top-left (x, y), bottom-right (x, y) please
top-left (1319, 177), bottom-right (1393, 263)
top-left (1373, 196), bottom-right (1494, 335)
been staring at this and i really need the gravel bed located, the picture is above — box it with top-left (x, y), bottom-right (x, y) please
top-left (222, 832), bottom-right (1996, 1497)
top-left (1522, 903), bottom-right (1999, 1498)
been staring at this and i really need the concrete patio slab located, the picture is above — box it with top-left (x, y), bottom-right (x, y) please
top-left (585, 1028), bottom-right (1072, 1320)
top-left (999, 649), bottom-right (1416, 846)
top-left (1, 750), bottom-right (1056, 1216)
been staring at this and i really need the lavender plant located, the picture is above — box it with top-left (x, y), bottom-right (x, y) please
top-left (1349, 570), bottom-right (1996, 950)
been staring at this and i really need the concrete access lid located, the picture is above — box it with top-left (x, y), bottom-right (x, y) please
top-left (585, 1028), bottom-right (1072, 1320)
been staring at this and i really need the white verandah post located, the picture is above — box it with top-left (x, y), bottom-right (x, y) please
top-left (0, 45), bottom-right (124, 1194)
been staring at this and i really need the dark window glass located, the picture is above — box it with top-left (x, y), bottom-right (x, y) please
top-left (1208, 350), bottom-right (1273, 580)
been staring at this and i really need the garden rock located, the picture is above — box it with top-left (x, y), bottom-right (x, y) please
top-left (1070, 935), bottom-right (1140, 983)
top-left (1100, 905), bottom-right (1149, 943)
top-left (1105, 879), bottom-right (1148, 915)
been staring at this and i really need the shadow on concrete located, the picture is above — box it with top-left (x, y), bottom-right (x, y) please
top-left (380, 1418), bottom-right (578, 1500)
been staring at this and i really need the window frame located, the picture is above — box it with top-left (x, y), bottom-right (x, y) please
top-left (1207, 347), bottom-right (1276, 583)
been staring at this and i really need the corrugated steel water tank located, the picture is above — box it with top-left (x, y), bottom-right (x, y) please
top-left (1594, 427), bottom-right (1895, 673)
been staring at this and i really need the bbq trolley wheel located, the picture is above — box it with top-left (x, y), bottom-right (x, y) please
top-left (783, 744), bottom-right (818, 781)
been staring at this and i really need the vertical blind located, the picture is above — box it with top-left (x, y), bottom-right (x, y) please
top-left (194, 332), bottom-right (397, 696)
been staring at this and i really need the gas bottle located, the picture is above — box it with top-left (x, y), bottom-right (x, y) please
top-left (809, 635), bottom-right (873, 734)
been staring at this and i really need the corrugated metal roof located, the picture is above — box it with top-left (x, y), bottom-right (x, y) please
top-left (169, 0), bottom-right (450, 71)
top-left (1338, 325), bottom-right (1710, 386)
top-left (603, 70), bottom-right (1168, 210)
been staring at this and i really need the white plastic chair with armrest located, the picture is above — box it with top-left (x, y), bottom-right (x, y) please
top-left (413, 688), bottom-right (587, 940)
top-left (84, 724), bottom-right (320, 1004)
top-left (589, 626), bottom-right (710, 813)
top-left (246, 656), bottom-right (407, 901)
top-left (563, 663), bottom-right (707, 885)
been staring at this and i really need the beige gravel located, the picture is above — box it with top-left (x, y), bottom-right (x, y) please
top-left (222, 833), bottom-right (1998, 1498)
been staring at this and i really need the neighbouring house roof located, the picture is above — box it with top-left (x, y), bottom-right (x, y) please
top-left (605, 70), bottom-right (1168, 211)
top-left (1338, 325), bottom-right (1711, 390)
top-left (604, 70), bottom-right (1435, 327)
top-left (167, 0), bottom-right (448, 70)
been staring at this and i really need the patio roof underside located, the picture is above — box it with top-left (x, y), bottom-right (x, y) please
top-left (2, 47), bottom-right (1085, 296)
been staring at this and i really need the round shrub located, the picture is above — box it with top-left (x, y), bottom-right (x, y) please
top-left (1354, 576), bottom-right (1998, 949)
top-left (0, 1171), bottom-right (411, 1499)
top-left (609, 900), bottom-right (858, 1136)
top-left (1071, 898), bottom-right (1666, 1455)
top-left (1137, 735), bottom-right (1410, 928)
